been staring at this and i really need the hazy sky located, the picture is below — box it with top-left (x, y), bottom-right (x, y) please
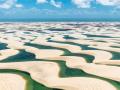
top-left (0, 0), bottom-right (120, 21)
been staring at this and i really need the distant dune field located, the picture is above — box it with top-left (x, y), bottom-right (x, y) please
top-left (0, 22), bottom-right (120, 90)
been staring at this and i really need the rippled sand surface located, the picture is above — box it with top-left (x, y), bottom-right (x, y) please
top-left (0, 22), bottom-right (120, 90)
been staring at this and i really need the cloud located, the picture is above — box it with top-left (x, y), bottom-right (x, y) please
top-left (1, 0), bottom-right (120, 10)
top-left (0, 0), bottom-right (16, 9)
top-left (72, 0), bottom-right (92, 8)
top-left (37, 0), bottom-right (62, 8)
top-left (72, 0), bottom-right (120, 8)
top-left (96, 0), bottom-right (120, 6)
top-left (50, 0), bottom-right (62, 8)
top-left (37, 0), bottom-right (47, 3)
top-left (0, 0), bottom-right (23, 9)
top-left (15, 4), bottom-right (23, 8)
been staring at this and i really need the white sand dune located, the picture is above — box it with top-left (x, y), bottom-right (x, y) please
top-left (0, 61), bottom-right (116, 90)
top-left (81, 50), bottom-right (113, 63)
top-left (31, 38), bottom-right (114, 63)
top-left (26, 53), bottom-right (120, 83)
top-left (0, 49), bottom-right (19, 60)
top-left (0, 22), bottom-right (119, 90)
top-left (71, 63), bottom-right (120, 82)
top-left (0, 38), bottom-right (25, 50)
top-left (0, 73), bottom-right (26, 90)
top-left (89, 45), bottom-right (120, 52)
top-left (32, 37), bottom-right (82, 53)
top-left (25, 46), bottom-right (64, 59)
top-left (51, 38), bottom-right (120, 52)
top-left (42, 38), bottom-right (119, 64)
top-left (95, 60), bottom-right (120, 65)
